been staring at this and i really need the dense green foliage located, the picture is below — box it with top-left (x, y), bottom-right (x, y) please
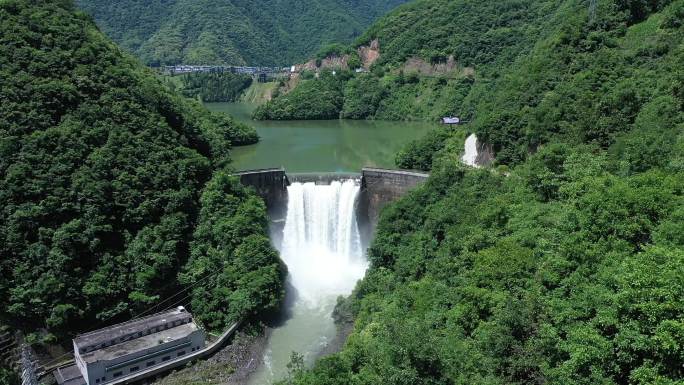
top-left (255, 0), bottom-right (553, 121)
top-left (180, 173), bottom-right (285, 330)
top-left (174, 72), bottom-right (253, 103)
top-left (467, 0), bottom-right (684, 164)
top-left (260, 0), bottom-right (683, 130)
top-left (283, 0), bottom-right (684, 384)
top-left (394, 128), bottom-right (453, 171)
top-left (340, 75), bottom-right (386, 119)
top-left (75, 0), bottom-right (408, 66)
top-left (0, 368), bottom-right (18, 385)
top-left (0, 0), bottom-right (278, 341)
top-left (253, 70), bottom-right (351, 120)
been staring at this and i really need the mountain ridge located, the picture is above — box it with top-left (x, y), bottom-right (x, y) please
top-left (75, 0), bottom-right (409, 66)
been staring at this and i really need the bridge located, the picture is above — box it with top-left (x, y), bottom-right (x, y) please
top-left (233, 167), bottom-right (430, 228)
top-left (163, 65), bottom-right (288, 77)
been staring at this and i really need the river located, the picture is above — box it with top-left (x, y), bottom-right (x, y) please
top-left (204, 102), bottom-right (435, 384)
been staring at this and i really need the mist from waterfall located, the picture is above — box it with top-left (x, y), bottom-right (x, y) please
top-left (248, 179), bottom-right (367, 384)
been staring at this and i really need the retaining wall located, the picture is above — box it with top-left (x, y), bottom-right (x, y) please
top-left (234, 168), bottom-right (288, 209)
top-left (358, 167), bottom-right (430, 232)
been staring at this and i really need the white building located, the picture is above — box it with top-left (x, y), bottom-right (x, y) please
top-left (55, 307), bottom-right (204, 385)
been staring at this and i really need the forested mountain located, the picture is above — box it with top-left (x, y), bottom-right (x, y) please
top-left (280, 0), bottom-right (684, 384)
top-left (171, 72), bottom-right (254, 103)
top-left (74, 0), bottom-right (408, 66)
top-left (253, 0), bottom-right (558, 120)
top-left (0, 0), bottom-right (284, 343)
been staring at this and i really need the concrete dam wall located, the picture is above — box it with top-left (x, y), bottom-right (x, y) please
top-left (234, 168), bottom-right (289, 209)
top-left (234, 167), bottom-right (429, 230)
top-left (358, 167), bottom-right (430, 228)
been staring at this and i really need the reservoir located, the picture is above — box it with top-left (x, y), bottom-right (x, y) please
top-left (205, 102), bottom-right (435, 384)
top-left (205, 102), bottom-right (436, 173)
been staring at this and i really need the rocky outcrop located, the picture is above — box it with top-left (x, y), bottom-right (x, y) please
top-left (462, 134), bottom-right (494, 167)
top-left (358, 39), bottom-right (380, 69)
top-left (401, 55), bottom-right (474, 78)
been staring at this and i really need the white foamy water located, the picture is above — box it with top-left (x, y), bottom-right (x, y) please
top-left (282, 180), bottom-right (366, 305)
top-left (462, 133), bottom-right (480, 167)
top-left (248, 179), bottom-right (367, 384)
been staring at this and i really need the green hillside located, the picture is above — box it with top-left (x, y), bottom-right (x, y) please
top-left (281, 0), bottom-right (684, 384)
top-left (253, 0), bottom-right (558, 121)
top-left (74, 0), bottom-right (408, 66)
top-left (0, 0), bottom-right (283, 341)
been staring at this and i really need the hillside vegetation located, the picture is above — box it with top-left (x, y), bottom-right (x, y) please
top-left (283, 0), bottom-right (684, 384)
top-left (74, 0), bottom-right (408, 66)
top-left (253, 0), bottom-right (555, 121)
top-left (0, 0), bottom-right (283, 343)
top-left (168, 72), bottom-right (254, 103)
top-left (257, 0), bottom-right (681, 143)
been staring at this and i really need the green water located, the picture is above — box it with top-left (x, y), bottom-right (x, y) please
top-left (205, 102), bottom-right (436, 173)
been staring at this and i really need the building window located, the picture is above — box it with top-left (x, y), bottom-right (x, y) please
top-left (130, 366), bottom-right (139, 373)
top-left (113, 372), bottom-right (122, 378)
top-left (147, 361), bottom-right (156, 367)
top-left (177, 350), bottom-right (185, 357)
top-left (162, 356), bottom-right (170, 362)
top-left (96, 379), bottom-right (100, 384)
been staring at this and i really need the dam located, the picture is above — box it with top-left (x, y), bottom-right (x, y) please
top-left (233, 167), bottom-right (428, 384)
top-left (234, 167), bottom-right (430, 227)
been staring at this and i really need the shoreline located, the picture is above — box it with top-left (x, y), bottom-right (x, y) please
top-left (149, 326), bottom-right (269, 385)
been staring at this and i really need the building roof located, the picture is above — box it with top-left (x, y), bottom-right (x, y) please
top-left (73, 307), bottom-right (192, 353)
top-left (79, 323), bottom-right (199, 364)
top-left (441, 117), bottom-right (460, 124)
top-left (54, 364), bottom-right (87, 385)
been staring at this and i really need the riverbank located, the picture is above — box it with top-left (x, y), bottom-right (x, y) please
top-left (151, 328), bottom-right (269, 385)
top-left (240, 82), bottom-right (278, 104)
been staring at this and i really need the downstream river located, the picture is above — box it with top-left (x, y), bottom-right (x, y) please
top-left (205, 102), bottom-right (435, 173)
top-left (205, 102), bottom-right (435, 384)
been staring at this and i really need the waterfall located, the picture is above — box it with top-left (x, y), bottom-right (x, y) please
top-left (248, 179), bottom-right (368, 385)
top-left (281, 179), bottom-right (367, 306)
top-left (462, 133), bottom-right (480, 167)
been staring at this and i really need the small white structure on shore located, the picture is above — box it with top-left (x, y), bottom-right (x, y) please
top-left (441, 117), bottom-right (460, 125)
top-left (462, 133), bottom-right (480, 167)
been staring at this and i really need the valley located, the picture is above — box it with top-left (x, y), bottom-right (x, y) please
top-left (1, 1), bottom-right (683, 385)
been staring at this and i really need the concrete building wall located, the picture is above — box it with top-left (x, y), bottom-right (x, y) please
top-left (74, 342), bottom-right (88, 384)
top-left (84, 330), bottom-right (204, 385)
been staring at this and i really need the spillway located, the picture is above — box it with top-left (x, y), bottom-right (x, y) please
top-left (248, 179), bottom-right (367, 384)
